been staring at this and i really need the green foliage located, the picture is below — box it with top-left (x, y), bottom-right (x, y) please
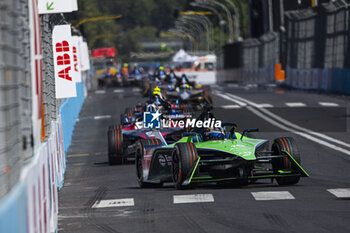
top-left (73, 0), bottom-right (186, 61)
top-left (72, 0), bottom-right (249, 60)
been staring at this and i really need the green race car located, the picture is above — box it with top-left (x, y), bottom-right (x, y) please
top-left (136, 123), bottom-right (309, 189)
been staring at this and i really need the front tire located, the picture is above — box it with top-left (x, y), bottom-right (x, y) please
top-left (171, 143), bottom-right (198, 189)
top-left (272, 137), bottom-right (301, 185)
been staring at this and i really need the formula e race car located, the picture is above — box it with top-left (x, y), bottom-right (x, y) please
top-left (141, 72), bottom-right (213, 110)
top-left (107, 97), bottom-right (190, 165)
top-left (165, 82), bottom-right (213, 110)
top-left (135, 124), bottom-right (309, 189)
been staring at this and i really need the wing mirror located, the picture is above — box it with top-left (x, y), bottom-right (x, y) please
top-left (240, 128), bottom-right (259, 140)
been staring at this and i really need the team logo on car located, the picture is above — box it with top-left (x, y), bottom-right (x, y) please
top-left (143, 111), bottom-right (161, 129)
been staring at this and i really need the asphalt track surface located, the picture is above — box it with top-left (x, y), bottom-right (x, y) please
top-left (58, 84), bottom-right (350, 233)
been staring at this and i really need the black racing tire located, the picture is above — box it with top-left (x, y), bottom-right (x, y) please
top-left (171, 143), bottom-right (198, 190)
top-left (107, 125), bottom-right (123, 165)
top-left (272, 137), bottom-right (301, 185)
top-left (136, 139), bottom-right (163, 188)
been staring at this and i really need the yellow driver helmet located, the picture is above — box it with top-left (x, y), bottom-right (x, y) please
top-left (153, 86), bottom-right (161, 95)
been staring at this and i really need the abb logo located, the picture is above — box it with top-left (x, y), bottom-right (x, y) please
top-left (73, 46), bottom-right (79, 72)
top-left (55, 40), bottom-right (72, 81)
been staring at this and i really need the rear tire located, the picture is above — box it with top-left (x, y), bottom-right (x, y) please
top-left (171, 143), bottom-right (197, 189)
top-left (108, 125), bottom-right (123, 165)
top-left (272, 137), bottom-right (301, 185)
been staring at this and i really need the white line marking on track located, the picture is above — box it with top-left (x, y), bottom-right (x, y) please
top-left (215, 93), bottom-right (247, 107)
top-left (221, 105), bottom-right (241, 109)
top-left (327, 188), bottom-right (350, 198)
top-left (95, 90), bottom-right (106, 94)
top-left (319, 102), bottom-right (339, 107)
top-left (94, 115), bottom-right (112, 120)
top-left (132, 88), bottom-right (140, 92)
top-left (256, 104), bottom-right (274, 108)
top-left (285, 102), bottom-right (306, 107)
top-left (251, 191), bottom-right (295, 201)
top-left (215, 92), bottom-right (350, 155)
top-left (216, 92), bottom-right (350, 155)
top-left (92, 198), bottom-right (134, 208)
top-left (173, 194), bottom-right (214, 204)
top-left (113, 89), bottom-right (124, 93)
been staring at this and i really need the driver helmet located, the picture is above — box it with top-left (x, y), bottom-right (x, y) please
top-left (153, 86), bottom-right (161, 95)
top-left (204, 130), bottom-right (224, 141)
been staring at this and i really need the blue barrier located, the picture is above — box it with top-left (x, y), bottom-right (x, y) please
top-left (286, 67), bottom-right (350, 95)
top-left (59, 82), bottom-right (86, 153)
top-left (0, 183), bottom-right (27, 233)
top-left (331, 69), bottom-right (344, 93)
top-left (346, 69), bottom-right (350, 95)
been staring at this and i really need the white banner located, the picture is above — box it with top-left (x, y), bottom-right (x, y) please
top-left (81, 41), bottom-right (90, 71)
top-left (21, 117), bottom-right (65, 233)
top-left (38, 0), bottom-right (78, 14)
top-left (48, 135), bottom-right (58, 233)
top-left (53, 25), bottom-right (77, 99)
top-left (71, 36), bottom-right (82, 82)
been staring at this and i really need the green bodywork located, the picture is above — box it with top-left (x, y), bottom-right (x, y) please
top-left (146, 132), bottom-right (309, 184)
top-left (163, 132), bottom-right (265, 161)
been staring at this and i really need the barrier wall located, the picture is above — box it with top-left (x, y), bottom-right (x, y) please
top-left (0, 183), bottom-right (27, 233)
top-left (0, 81), bottom-right (86, 233)
top-left (60, 82), bottom-right (86, 153)
top-left (286, 67), bottom-right (350, 94)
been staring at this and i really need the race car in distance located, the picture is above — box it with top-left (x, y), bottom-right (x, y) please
top-left (108, 96), bottom-right (190, 165)
top-left (165, 75), bottom-right (213, 110)
top-left (135, 124), bottom-right (309, 189)
top-left (142, 72), bottom-right (213, 110)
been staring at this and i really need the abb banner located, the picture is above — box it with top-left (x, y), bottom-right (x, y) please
top-left (71, 36), bottom-right (82, 82)
top-left (53, 25), bottom-right (77, 99)
top-left (81, 40), bottom-right (90, 71)
top-left (21, 117), bottom-right (66, 233)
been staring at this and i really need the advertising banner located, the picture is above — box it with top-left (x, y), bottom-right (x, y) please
top-left (38, 0), bottom-right (78, 14)
top-left (71, 36), bottom-right (82, 82)
top-left (81, 41), bottom-right (90, 71)
top-left (53, 25), bottom-right (77, 99)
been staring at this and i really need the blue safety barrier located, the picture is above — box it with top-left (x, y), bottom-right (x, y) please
top-left (0, 183), bottom-right (27, 233)
top-left (331, 69), bottom-right (345, 93)
top-left (345, 69), bottom-right (350, 95)
top-left (285, 67), bottom-right (350, 95)
top-left (59, 82), bottom-right (86, 153)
